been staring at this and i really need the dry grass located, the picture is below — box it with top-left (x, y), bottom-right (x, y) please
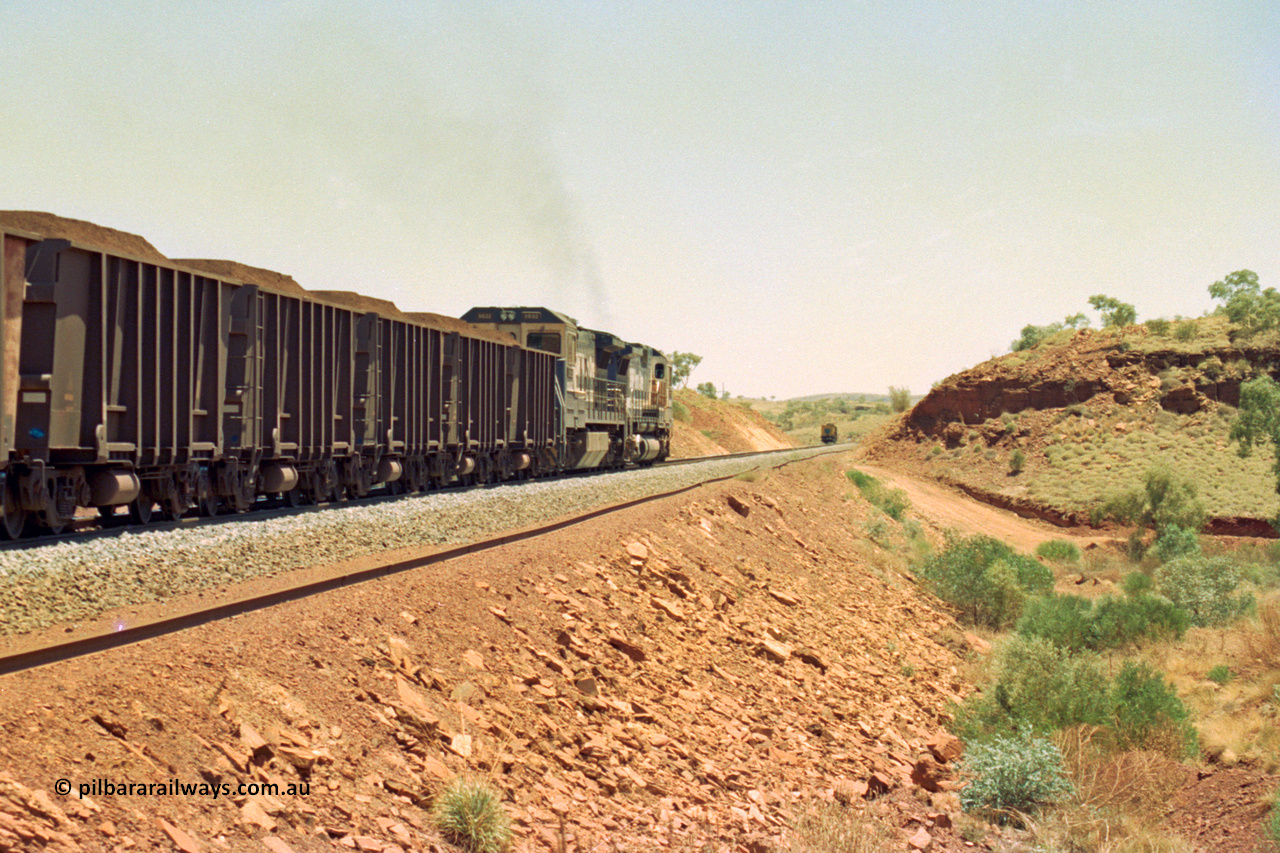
top-left (786, 801), bottom-right (897, 853)
top-left (1018, 727), bottom-right (1196, 853)
top-left (1249, 594), bottom-right (1280, 670)
top-left (1136, 605), bottom-right (1280, 771)
top-left (1025, 404), bottom-right (1279, 521)
top-left (552, 804), bottom-right (898, 853)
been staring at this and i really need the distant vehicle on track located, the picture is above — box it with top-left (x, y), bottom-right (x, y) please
top-left (820, 423), bottom-right (838, 444)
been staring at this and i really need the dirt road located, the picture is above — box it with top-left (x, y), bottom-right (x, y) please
top-left (855, 460), bottom-right (1117, 553)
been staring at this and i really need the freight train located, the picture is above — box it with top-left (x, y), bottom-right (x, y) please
top-left (0, 212), bottom-right (672, 538)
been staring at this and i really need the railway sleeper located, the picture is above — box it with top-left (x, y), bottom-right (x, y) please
top-left (0, 439), bottom-right (617, 540)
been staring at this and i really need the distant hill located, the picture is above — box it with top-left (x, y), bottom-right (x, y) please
top-left (745, 394), bottom-right (906, 448)
top-left (862, 315), bottom-right (1280, 535)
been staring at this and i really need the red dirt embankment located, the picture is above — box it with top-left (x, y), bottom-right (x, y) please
top-left (0, 454), bottom-right (981, 852)
top-left (670, 389), bottom-right (796, 458)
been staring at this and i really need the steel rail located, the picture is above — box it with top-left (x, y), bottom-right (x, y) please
top-left (0, 445), bottom-right (835, 553)
top-left (0, 445), bottom-right (846, 677)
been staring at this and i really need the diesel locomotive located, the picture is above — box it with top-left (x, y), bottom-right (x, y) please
top-left (0, 212), bottom-right (672, 538)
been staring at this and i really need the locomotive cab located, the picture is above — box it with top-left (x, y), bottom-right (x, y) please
top-left (461, 307), bottom-right (673, 469)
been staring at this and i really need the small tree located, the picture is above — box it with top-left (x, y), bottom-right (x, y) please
top-left (695, 381), bottom-right (717, 399)
top-left (1101, 467), bottom-right (1205, 559)
top-left (888, 386), bottom-right (911, 413)
top-left (1088, 294), bottom-right (1137, 328)
top-left (1011, 313), bottom-right (1091, 351)
top-left (1208, 269), bottom-right (1280, 335)
top-left (669, 352), bottom-right (702, 388)
top-left (1229, 375), bottom-right (1280, 511)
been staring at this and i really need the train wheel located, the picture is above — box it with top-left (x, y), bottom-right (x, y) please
top-left (0, 486), bottom-right (26, 540)
top-left (128, 498), bottom-right (155, 526)
top-left (198, 485), bottom-right (219, 517)
top-left (162, 490), bottom-right (188, 521)
top-left (284, 488), bottom-right (303, 508)
top-left (227, 470), bottom-right (253, 514)
top-left (196, 471), bottom-right (219, 517)
top-left (37, 509), bottom-right (68, 536)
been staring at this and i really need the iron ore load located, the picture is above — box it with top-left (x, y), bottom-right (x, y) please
top-left (0, 212), bottom-right (672, 538)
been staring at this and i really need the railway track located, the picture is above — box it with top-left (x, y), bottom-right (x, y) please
top-left (0, 445), bottom-right (826, 553)
top-left (0, 445), bottom-right (845, 677)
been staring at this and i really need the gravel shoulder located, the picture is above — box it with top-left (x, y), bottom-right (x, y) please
top-left (0, 450), bottom-right (830, 639)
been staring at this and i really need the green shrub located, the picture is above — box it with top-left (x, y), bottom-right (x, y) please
top-left (1034, 539), bottom-right (1080, 564)
top-left (1156, 553), bottom-right (1254, 627)
top-left (985, 560), bottom-right (1029, 630)
top-left (672, 401), bottom-right (690, 423)
top-left (1121, 571), bottom-right (1153, 596)
top-left (845, 469), bottom-right (911, 521)
top-left (845, 469), bottom-right (874, 490)
top-left (1100, 490), bottom-right (1146, 525)
top-left (1174, 319), bottom-right (1197, 341)
top-left (1012, 323), bottom-right (1055, 352)
top-left (1146, 318), bottom-right (1171, 336)
top-left (1089, 594), bottom-right (1189, 649)
top-left (1102, 469), bottom-right (1207, 561)
top-left (958, 733), bottom-right (1073, 821)
top-left (954, 636), bottom-right (1112, 740)
top-left (877, 488), bottom-right (910, 522)
top-left (957, 642), bottom-right (1197, 763)
top-left (1144, 469), bottom-right (1207, 533)
top-left (919, 535), bottom-right (1053, 629)
top-left (1153, 524), bottom-right (1200, 562)
top-left (1110, 660), bottom-right (1198, 757)
top-left (1016, 594), bottom-right (1097, 651)
top-left (1009, 448), bottom-right (1027, 475)
top-left (1206, 665), bottom-right (1232, 685)
top-left (888, 386), bottom-right (912, 413)
top-left (431, 778), bottom-right (512, 853)
top-left (862, 518), bottom-right (892, 547)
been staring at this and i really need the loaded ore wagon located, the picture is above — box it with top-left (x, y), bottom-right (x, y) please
top-left (0, 212), bottom-right (671, 538)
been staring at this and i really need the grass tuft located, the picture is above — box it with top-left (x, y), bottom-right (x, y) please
top-left (430, 777), bottom-right (512, 853)
top-left (1035, 539), bottom-right (1081, 564)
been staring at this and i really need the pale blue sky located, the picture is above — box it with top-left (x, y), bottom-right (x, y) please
top-left (2, 2), bottom-right (1277, 398)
